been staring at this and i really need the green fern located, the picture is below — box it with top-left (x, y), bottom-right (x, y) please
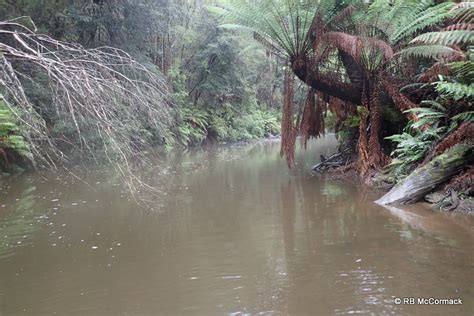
top-left (389, 1), bottom-right (455, 44)
top-left (411, 30), bottom-right (474, 46)
top-left (174, 107), bottom-right (209, 146)
top-left (398, 45), bottom-right (460, 59)
top-left (451, 111), bottom-right (474, 123)
top-left (0, 99), bottom-right (33, 161)
top-left (387, 91), bottom-right (473, 179)
top-left (398, 3), bottom-right (473, 60)
top-left (385, 125), bottom-right (442, 179)
top-left (405, 104), bottom-right (446, 130)
top-left (448, 60), bottom-right (474, 81)
top-left (368, 0), bottom-right (434, 40)
top-left (209, 0), bottom-right (337, 57)
top-left (453, 3), bottom-right (474, 24)
top-left (435, 81), bottom-right (474, 100)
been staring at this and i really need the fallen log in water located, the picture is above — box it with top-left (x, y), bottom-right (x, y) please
top-left (375, 144), bottom-right (474, 205)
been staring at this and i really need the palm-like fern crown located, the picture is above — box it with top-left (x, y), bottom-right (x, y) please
top-left (211, 0), bottom-right (406, 75)
top-left (366, 0), bottom-right (456, 44)
top-left (209, 0), bottom-right (353, 59)
top-left (363, 1), bottom-right (471, 57)
top-left (212, 0), bottom-right (473, 94)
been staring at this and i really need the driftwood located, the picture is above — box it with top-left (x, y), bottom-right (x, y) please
top-left (311, 144), bottom-right (355, 172)
top-left (311, 152), bottom-right (341, 171)
top-left (376, 144), bottom-right (474, 205)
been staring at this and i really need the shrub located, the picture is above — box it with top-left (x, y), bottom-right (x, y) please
top-left (0, 98), bottom-right (32, 170)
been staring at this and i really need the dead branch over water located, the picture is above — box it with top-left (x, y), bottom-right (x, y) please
top-left (0, 20), bottom-right (173, 197)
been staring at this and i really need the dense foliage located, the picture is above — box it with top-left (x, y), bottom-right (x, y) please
top-left (0, 0), bottom-right (283, 174)
top-left (213, 0), bottom-right (473, 179)
top-left (0, 97), bottom-right (31, 172)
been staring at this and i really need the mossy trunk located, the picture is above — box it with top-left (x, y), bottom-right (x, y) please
top-left (375, 144), bottom-right (474, 205)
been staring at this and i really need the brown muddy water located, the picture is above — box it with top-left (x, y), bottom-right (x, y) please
top-left (0, 136), bottom-right (473, 316)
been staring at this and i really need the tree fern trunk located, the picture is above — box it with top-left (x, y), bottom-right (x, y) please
top-left (368, 80), bottom-right (388, 168)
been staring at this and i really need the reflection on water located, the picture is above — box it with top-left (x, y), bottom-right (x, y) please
top-left (0, 136), bottom-right (473, 315)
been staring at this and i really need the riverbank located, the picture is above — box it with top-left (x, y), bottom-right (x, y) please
top-left (315, 155), bottom-right (474, 216)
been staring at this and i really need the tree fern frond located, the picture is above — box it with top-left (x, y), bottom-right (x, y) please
top-left (252, 32), bottom-right (288, 59)
top-left (451, 111), bottom-right (474, 123)
top-left (443, 23), bottom-right (474, 31)
top-left (400, 82), bottom-right (428, 92)
top-left (452, 5), bottom-right (474, 24)
top-left (454, 2), bottom-right (474, 9)
top-left (420, 100), bottom-right (446, 112)
top-left (390, 2), bottom-right (455, 44)
top-left (210, 0), bottom-right (318, 57)
top-left (219, 22), bottom-right (290, 53)
top-left (411, 30), bottom-right (474, 46)
top-left (397, 45), bottom-right (460, 59)
top-left (436, 81), bottom-right (474, 100)
top-left (448, 60), bottom-right (474, 80)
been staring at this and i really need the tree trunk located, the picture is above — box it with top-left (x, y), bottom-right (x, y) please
top-left (375, 144), bottom-right (474, 205)
top-left (290, 57), bottom-right (362, 104)
top-left (356, 91), bottom-right (369, 173)
top-left (368, 80), bottom-right (387, 168)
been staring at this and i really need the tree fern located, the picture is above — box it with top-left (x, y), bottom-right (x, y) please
top-left (451, 111), bottom-right (474, 123)
top-left (411, 30), bottom-right (474, 46)
top-left (405, 105), bottom-right (446, 130)
top-left (436, 81), bottom-right (474, 100)
top-left (210, 0), bottom-right (340, 58)
top-left (385, 125), bottom-right (443, 179)
top-left (397, 45), bottom-right (460, 59)
top-left (389, 1), bottom-right (455, 44)
top-left (398, 3), bottom-right (473, 60)
top-left (452, 2), bottom-right (474, 24)
top-left (449, 60), bottom-right (474, 81)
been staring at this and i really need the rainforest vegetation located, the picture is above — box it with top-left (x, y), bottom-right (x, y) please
top-left (0, 0), bottom-right (472, 211)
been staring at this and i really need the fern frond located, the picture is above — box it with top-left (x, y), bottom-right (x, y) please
top-left (398, 45), bottom-right (460, 59)
top-left (210, 0), bottom-right (319, 57)
top-left (448, 60), bottom-right (474, 81)
top-left (400, 82), bottom-right (428, 92)
top-left (390, 2), bottom-right (455, 44)
top-left (405, 105), bottom-right (447, 129)
top-left (451, 111), bottom-right (474, 123)
top-left (411, 30), bottom-right (474, 46)
top-left (443, 23), bottom-right (474, 31)
top-left (436, 81), bottom-right (474, 100)
top-left (420, 100), bottom-right (446, 112)
top-left (452, 4), bottom-right (474, 24)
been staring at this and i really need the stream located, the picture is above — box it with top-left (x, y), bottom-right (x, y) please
top-left (0, 136), bottom-right (473, 315)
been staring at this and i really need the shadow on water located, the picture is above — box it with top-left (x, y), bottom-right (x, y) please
top-left (0, 136), bottom-right (473, 315)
